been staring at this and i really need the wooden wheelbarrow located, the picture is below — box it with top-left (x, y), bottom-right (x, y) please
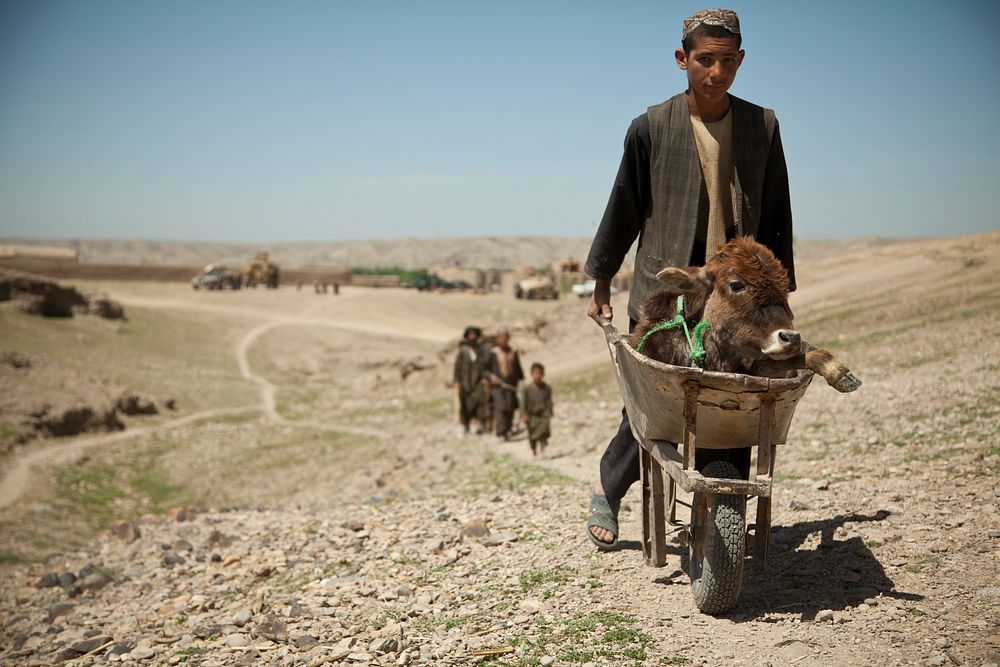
top-left (602, 321), bottom-right (814, 614)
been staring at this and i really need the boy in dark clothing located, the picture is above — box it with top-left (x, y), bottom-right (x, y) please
top-left (453, 326), bottom-right (486, 434)
top-left (521, 363), bottom-right (553, 458)
top-left (585, 8), bottom-right (796, 549)
top-left (485, 328), bottom-right (524, 441)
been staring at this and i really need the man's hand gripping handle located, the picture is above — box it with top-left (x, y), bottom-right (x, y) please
top-left (587, 278), bottom-right (614, 326)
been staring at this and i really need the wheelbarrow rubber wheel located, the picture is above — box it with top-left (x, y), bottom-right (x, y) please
top-left (689, 460), bottom-right (746, 614)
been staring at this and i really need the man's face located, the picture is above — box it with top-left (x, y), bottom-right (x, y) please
top-left (531, 368), bottom-right (543, 384)
top-left (675, 34), bottom-right (744, 103)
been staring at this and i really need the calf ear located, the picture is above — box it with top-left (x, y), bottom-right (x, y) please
top-left (655, 266), bottom-right (707, 292)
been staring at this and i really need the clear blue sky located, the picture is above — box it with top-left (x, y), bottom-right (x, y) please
top-left (1, 0), bottom-right (998, 243)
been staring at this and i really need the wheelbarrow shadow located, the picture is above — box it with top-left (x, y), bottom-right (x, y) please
top-left (731, 510), bottom-right (923, 621)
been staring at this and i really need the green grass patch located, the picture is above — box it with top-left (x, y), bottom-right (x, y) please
top-left (53, 440), bottom-right (193, 532)
top-left (0, 423), bottom-right (24, 443)
top-left (557, 611), bottom-right (651, 664)
top-left (129, 468), bottom-right (187, 513)
top-left (519, 566), bottom-right (576, 592)
top-left (803, 440), bottom-right (841, 462)
top-left (477, 610), bottom-right (651, 666)
top-left (0, 551), bottom-right (26, 565)
top-left (55, 464), bottom-right (126, 528)
top-left (467, 452), bottom-right (574, 495)
top-left (904, 555), bottom-right (942, 573)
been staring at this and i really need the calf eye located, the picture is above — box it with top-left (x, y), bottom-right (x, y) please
top-left (729, 281), bottom-right (746, 293)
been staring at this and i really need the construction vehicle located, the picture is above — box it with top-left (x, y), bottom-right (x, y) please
top-left (243, 252), bottom-right (279, 289)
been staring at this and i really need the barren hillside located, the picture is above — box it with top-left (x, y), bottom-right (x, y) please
top-left (3, 235), bottom-right (922, 270)
top-left (0, 231), bottom-right (997, 667)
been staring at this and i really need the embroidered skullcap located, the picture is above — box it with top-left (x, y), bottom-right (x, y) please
top-left (682, 8), bottom-right (740, 41)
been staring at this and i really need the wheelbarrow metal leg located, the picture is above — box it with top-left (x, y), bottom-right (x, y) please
top-left (640, 446), bottom-right (668, 567)
top-left (753, 397), bottom-right (777, 569)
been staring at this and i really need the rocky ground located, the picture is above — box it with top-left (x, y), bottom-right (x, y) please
top-left (1, 232), bottom-right (998, 666)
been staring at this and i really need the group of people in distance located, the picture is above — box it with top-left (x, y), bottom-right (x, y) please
top-left (453, 325), bottom-right (553, 459)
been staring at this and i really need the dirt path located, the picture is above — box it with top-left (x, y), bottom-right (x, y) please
top-left (0, 406), bottom-right (260, 510)
top-left (0, 303), bottom-right (414, 511)
top-left (233, 317), bottom-right (391, 438)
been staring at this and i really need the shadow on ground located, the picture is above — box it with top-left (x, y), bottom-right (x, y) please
top-left (643, 510), bottom-right (923, 620)
top-left (735, 510), bottom-right (923, 620)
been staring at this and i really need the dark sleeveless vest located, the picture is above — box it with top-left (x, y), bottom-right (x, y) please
top-left (628, 92), bottom-right (778, 320)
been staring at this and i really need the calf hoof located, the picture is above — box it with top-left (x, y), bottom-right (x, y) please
top-left (832, 371), bottom-right (862, 393)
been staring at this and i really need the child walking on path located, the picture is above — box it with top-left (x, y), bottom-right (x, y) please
top-left (520, 363), bottom-right (553, 459)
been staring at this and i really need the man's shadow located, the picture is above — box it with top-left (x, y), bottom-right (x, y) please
top-left (650, 510), bottom-right (923, 620)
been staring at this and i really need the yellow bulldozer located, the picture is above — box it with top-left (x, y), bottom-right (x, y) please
top-left (243, 252), bottom-right (280, 289)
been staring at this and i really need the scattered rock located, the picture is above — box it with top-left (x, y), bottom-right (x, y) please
top-left (46, 603), bottom-right (74, 623)
top-left (481, 531), bottom-right (518, 546)
top-left (162, 551), bottom-right (185, 567)
top-left (815, 609), bottom-right (834, 623)
top-left (370, 637), bottom-right (400, 654)
top-left (813, 479), bottom-right (830, 491)
top-left (254, 614), bottom-right (288, 643)
top-left (35, 572), bottom-right (60, 589)
top-left (460, 518), bottom-right (490, 538)
top-left (519, 599), bottom-right (542, 614)
top-left (110, 520), bottom-right (141, 543)
top-left (108, 641), bottom-right (134, 655)
top-left (130, 646), bottom-right (157, 659)
top-left (165, 506), bottom-right (194, 522)
top-left (69, 635), bottom-right (111, 655)
top-left (193, 624), bottom-right (221, 639)
top-left (79, 572), bottom-right (113, 592)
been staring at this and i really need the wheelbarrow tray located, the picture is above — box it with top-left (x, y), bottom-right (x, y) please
top-left (604, 324), bottom-right (813, 449)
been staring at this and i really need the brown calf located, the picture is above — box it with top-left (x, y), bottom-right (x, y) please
top-left (631, 237), bottom-right (860, 392)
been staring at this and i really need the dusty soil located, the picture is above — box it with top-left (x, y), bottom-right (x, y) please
top-left (0, 232), bottom-right (997, 666)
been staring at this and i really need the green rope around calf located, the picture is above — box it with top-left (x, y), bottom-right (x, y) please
top-left (635, 295), bottom-right (711, 368)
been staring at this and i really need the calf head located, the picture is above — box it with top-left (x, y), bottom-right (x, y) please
top-left (648, 237), bottom-right (800, 370)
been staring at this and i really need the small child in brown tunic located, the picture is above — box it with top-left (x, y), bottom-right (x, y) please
top-left (520, 363), bottom-right (553, 458)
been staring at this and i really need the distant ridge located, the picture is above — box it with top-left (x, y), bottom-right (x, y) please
top-left (0, 235), bottom-right (925, 270)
